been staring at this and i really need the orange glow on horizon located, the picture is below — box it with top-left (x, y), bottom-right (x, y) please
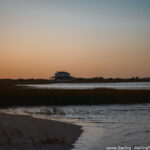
top-left (0, 0), bottom-right (150, 79)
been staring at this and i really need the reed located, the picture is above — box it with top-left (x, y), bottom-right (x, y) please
top-left (0, 84), bottom-right (150, 107)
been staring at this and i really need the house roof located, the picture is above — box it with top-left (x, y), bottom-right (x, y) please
top-left (56, 71), bottom-right (70, 74)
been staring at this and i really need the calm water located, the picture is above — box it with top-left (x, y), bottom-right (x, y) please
top-left (1, 104), bottom-right (150, 150)
top-left (23, 82), bottom-right (150, 90)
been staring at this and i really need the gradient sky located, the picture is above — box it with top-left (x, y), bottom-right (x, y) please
top-left (0, 0), bottom-right (150, 79)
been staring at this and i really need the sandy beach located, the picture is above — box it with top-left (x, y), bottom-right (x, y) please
top-left (0, 113), bottom-right (82, 150)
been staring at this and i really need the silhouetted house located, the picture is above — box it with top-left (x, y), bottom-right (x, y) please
top-left (51, 71), bottom-right (75, 81)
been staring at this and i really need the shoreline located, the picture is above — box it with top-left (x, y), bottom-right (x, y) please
top-left (1, 79), bottom-right (150, 85)
top-left (0, 113), bottom-right (82, 150)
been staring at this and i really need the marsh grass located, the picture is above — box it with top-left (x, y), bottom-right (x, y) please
top-left (1, 128), bottom-right (12, 145)
top-left (14, 128), bottom-right (22, 137)
top-left (42, 137), bottom-right (68, 144)
top-left (30, 136), bottom-right (36, 147)
top-left (0, 84), bottom-right (150, 107)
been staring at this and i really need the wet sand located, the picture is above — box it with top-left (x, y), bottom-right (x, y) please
top-left (0, 113), bottom-right (82, 150)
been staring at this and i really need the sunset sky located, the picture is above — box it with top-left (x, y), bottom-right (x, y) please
top-left (0, 0), bottom-right (150, 79)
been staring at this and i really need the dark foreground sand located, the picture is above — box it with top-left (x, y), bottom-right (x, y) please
top-left (0, 113), bottom-right (82, 150)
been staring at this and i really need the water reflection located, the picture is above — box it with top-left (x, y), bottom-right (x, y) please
top-left (20, 82), bottom-right (150, 90)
